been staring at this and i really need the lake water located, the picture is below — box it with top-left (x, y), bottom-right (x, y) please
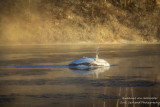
top-left (0, 44), bottom-right (160, 107)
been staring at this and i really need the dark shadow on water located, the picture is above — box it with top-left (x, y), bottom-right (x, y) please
top-left (98, 94), bottom-right (120, 99)
top-left (91, 80), bottom-right (156, 87)
top-left (8, 65), bottom-right (68, 68)
top-left (26, 93), bottom-right (120, 100)
top-left (0, 77), bottom-right (157, 87)
top-left (0, 69), bottom-right (52, 77)
top-left (0, 95), bottom-right (15, 103)
top-left (105, 76), bottom-right (143, 81)
top-left (25, 93), bottom-right (90, 99)
top-left (134, 66), bottom-right (154, 69)
top-left (0, 93), bottom-right (120, 103)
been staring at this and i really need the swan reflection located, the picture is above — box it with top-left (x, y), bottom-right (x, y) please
top-left (69, 66), bottom-right (110, 78)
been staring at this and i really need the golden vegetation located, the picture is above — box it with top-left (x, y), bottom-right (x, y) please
top-left (0, 0), bottom-right (160, 44)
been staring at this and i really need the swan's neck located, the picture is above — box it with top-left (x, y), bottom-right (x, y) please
top-left (96, 54), bottom-right (99, 61)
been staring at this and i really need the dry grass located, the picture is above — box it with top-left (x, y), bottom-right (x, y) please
top-left (0, 0), bottom-right (159, 44)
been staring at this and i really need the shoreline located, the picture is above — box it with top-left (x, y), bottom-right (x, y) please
top-left (0, 41), bottom-right (160, 46)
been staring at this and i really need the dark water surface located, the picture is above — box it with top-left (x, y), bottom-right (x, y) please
top-left (0, 44), bottom-right (160, 107)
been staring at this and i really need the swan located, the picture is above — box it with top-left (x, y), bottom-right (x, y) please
top-left (69, 54), bottom-right (110, 68)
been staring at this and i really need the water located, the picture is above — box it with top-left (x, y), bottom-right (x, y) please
top-left (0, 44), bottom-right (160, 107)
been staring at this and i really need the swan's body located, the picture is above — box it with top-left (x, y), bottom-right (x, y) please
top-left (69, 56), bottom-right (110, 68)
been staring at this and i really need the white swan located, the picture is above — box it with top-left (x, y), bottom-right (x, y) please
top-left (69, 55), bottom-right (110, 68)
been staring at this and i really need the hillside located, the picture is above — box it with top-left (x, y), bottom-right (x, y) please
top-left (0, 0), bottom-right (160, 44)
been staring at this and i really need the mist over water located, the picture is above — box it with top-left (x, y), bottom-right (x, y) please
top-left (0, 44), bottom-right (160, 106)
